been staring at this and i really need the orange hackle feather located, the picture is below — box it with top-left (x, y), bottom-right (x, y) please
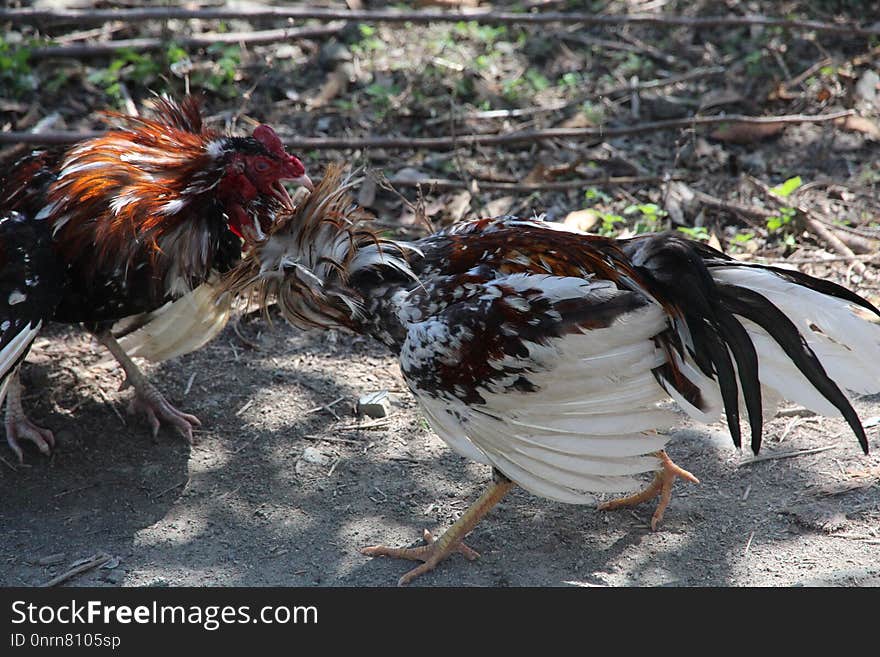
top-left (46, 96), bottom-right (221, 279)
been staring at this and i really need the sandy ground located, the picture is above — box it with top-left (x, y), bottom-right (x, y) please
top-left (1, 312), bottom-right (878, 588)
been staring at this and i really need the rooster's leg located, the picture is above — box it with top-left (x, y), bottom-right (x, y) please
top-left (4, 370), bottom-right (54, 462)
top-left (362, 470), bottom-right (516, 586)
top-left (95, 331), bottom-right (200, 443)
top-left (597, 450), bottom-right (699, 530)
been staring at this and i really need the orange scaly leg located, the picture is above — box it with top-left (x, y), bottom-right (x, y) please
top-left (362, 471), bottom-right (516, 586)
top-left (597, 450), bottom-right (699, 530)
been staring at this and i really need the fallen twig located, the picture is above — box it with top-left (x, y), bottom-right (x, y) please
top-left (689, 188), bottom-right (775, 221)
top-left (302, 434), bottom-right (362, 445)
top-left (391, 174), bottom-right (690, 192)
top-left (761, 253), bottom-right (879, 265)
top-left (4, 8), bottom-right (880, 37)
top-left (95, 386), bottom-right (126, 426)
top-left (737, 444), bottom-right (839, 467)
top-left (235, 399), bottom-right (255, 417)
top-left (28, 25), bottom-right (344, 59)
top-left (561, 31), bottom-right (676, 64)
top-left (305, 396), bottom-right (345, 418)
top-left (0, 111), bottom-right (855, 149)
top-left (152, 479), bottom-right (188, 500)
top-left (337, 418), bottom-right (392, 430)
top-left (40, 553), bottom-right (111, 587)
top-left (776, 407), bottom-right (817, 418)
top-left (183, 372), bottom-right (196, 396)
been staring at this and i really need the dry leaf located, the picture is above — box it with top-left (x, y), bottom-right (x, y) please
top-left (835, 115), bottom-right (880, 140)
top-left (710, 121), bottom-right (787, 144)
top-left (699, 88), bottom-right (744, 110)
top-left (523, 163), bottom-right (549, 184)
top-left (559, 113), bottom-right (595, 129)
top-left (524, 161), bottom-right (580, 183)
top-left (484, 196), bottom-right (515, 217)
top-left (563, 209), bottom-right (600, 233)
top-left (446, 190), bottom-right (472, 223)
top-left (308, 63), bottom-right (352, 109)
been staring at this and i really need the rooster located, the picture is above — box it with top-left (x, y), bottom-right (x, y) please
top-left (225, 166), bottom-right (880, 585)
top-left (0, 95), bottom-right (312, 461)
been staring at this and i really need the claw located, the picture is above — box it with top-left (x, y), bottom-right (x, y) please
top-left (598, 450), bottom-right (699, 530)
top-left (95, 331), bottom-right (201, 445)
top-left (4, 373), bottom-right (54, 462)
top-left (361, 477), bottom-right (514, 585)
top-left (127, 381), bottom-right (201, 444)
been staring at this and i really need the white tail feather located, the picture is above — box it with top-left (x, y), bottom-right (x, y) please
top-left (115, 281), bottom-right (232, 362)
top-left (711, 267), bottom-right (880, 413)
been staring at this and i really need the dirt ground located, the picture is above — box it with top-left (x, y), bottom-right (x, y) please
top-left (1, 311), bottom-right (878, 588)
top-left (2, 1), bottom-right (880, 587)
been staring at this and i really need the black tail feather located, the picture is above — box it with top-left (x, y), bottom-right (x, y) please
top-left (622, 231), bottom-right (871, 455)
top-left (622, 233), bottom-right (764, 450)
top-left (716, 284), bottom-right (869, 454)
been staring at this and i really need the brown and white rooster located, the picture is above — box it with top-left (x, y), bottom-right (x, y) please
top-left (225, 167), bottom-right (880, 585)
top-left (0, 95), bottom-right (312, 461)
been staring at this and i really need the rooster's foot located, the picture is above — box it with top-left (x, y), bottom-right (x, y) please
top-left (124, 377), bottom-right (200, 444)
top-left (597, 450), bottom-right (699, 530)
top-left (4, 373), bottom-right (54, 462)
top-left (361, 529), bottom-right (480, 586)
top-left (362, 474), bottom-right (515, 585)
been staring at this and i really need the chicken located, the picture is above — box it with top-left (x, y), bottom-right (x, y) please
top-left (0, 95), bottom-right (312, 461)
top-left (224, 166), bottom-right (880, 585)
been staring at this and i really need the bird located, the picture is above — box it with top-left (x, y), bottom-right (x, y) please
top-left (0, 95), bottom-right (312, 462)
top-left (224, 165), bottom-right (880, 585)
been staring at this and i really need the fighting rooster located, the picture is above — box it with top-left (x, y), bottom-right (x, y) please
top-left (0, 95), bottom-right (312, 461)
top-left (225, 166), bottom-right (880, 585)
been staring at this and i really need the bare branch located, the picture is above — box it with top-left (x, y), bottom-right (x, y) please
top-left (29, 24), bottom-right (344, 59)
top-left (2, 7), bottom-right (879, 37)
top-left (0, 110), bottom-right (855, 150)
top-left (389, 175), bottom-right (691, 192)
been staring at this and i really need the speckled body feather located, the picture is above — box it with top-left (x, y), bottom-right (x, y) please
top-left (227, 169), bottom-right (880, 502)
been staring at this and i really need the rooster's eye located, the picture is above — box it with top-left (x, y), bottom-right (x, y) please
top-left (253, 159), bottom-right (271, 173)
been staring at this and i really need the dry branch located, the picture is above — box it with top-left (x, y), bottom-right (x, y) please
top-left (737, 444), bottom-right (839, 466)
top-left (390, 174), bottom-right (690, 192)
top-left (0, 110), bottom-right (855, 149)
top-left (29, 25), bottom-right (344, 59)
top-left (3, 7), bottom-right (880, 37)
top-left (39, 552), bottom-right (111, 587)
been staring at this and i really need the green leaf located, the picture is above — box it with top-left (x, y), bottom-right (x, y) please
top-left (676, 226), bottom-right (710, 241)
top-left (770, 176), bottom-right (803, 198)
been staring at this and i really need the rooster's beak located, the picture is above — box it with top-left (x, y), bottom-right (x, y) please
top-left (293, 174), bottom-right (314, 192)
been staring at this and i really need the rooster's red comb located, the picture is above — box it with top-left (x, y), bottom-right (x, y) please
top-left (253, 124), bottom-right (287, 158)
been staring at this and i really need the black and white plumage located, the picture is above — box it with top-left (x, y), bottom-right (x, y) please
top-left (0, 212), bottom-right (66, 460)
top-left (226, 167), bottom-right (880, 583)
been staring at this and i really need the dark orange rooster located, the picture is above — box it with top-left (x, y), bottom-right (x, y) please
top-left (0, 95), bottom-right (312, 461)
top-left (226, 167), bottom-right (880, 585)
